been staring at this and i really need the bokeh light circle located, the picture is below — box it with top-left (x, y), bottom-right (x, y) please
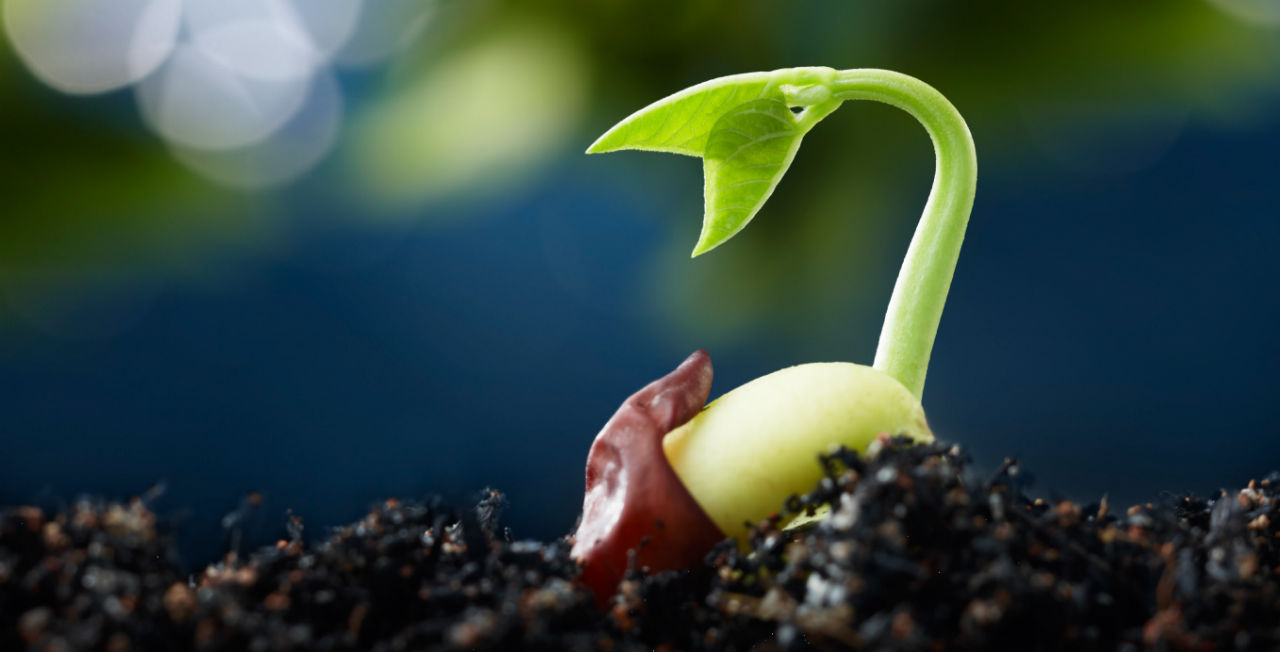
top-left (192, 19), bottom-right (319, 83)
top-left (134, 39), bottom-right (313, 150)
top-left (4, 0), bottom-right (422, 188)
top-left (183, 0), bottom-right (362, 63)
top-left (170, 71), bottom-right (344, 189)
top-left (335, 0), bottom-right (434, 68)
top-left (2, 0), bottom-right (181, 94)
top-left (266, 0), bottom-right (364, 60)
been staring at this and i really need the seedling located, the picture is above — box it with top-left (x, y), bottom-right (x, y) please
top-left (571, 67), bottom-right (977, 599)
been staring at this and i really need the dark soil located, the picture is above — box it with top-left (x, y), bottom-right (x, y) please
top-left (3, 438), bottom-right (1278, 651)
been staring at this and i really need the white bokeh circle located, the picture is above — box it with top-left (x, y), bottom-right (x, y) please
top-left (5, 0), bottom-right (428, 189)
top-left (192, 19), bottom-right (319, 83)
top-left (2, 0), bottom-right (181, 94)
top-left (183, 0), bottom-right (362, 64)
top-left (267, 0), bottom-right (364, 60)
top-left (134, 38), bottom-right (313, 150)
top-left (335, 0), bottom-right (434, 68)
top-left (170, 71), bottom-right (344, 189)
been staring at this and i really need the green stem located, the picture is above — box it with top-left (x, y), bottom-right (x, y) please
top-left (829, 69), bottom-right (977, 400)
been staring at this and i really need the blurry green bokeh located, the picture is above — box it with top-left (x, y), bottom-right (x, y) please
top-left (348, 14), bottom-right (589, 208)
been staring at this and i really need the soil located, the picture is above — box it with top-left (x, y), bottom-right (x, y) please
top-left (2, 437), bottom-right (1278, 651)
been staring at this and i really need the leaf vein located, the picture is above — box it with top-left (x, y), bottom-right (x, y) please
top-left (646, 104), bottom-right (677, 143)
top-left (717, 178), bottom-right (774, 191)
top-left (709, 132), bottom-right (796, 172)
top-left (660, 87), bottom-right (714, 147)
top-left (733, 108), bottom-right (792, 125)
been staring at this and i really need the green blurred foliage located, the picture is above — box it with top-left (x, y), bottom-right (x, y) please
top-left (1, 0), bottom-right (1277, 347)
top-left (347, 13), bottom-right (589, 209)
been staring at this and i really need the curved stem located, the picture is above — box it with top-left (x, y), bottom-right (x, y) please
top-left (830, 69), bottom-right (977, 400)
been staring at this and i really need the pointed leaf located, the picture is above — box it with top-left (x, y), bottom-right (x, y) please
top-left (586, 72), bottom-right (775, 157)
top-left (693, 98), bottom-right (806, 256)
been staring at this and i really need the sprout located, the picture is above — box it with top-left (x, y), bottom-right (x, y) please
top-left (571, 67), bottom-right (977, 599)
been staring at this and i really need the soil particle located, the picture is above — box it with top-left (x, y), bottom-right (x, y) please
top-left (3, 440), bottom-right (1280, 650)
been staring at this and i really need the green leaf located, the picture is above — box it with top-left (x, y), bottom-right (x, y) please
top-left (693, 98), bottom-right (807, 256)
top-left (586, 72), bottom-right (774, 157)
top-left (587, 67), bottom-right (841, 256)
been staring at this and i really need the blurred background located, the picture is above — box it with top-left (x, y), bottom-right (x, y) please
top-left (2, 0), bottom-right (1279, 565)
